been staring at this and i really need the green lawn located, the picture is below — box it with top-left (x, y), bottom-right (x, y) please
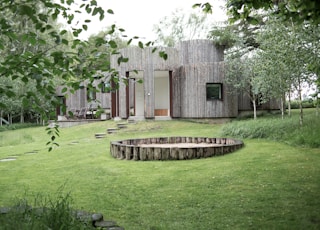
top-left (0, 118), bottom-right (319, 229)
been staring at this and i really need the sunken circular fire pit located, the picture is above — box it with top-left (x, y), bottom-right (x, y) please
top-left (110, 137), bottom-right (243, 161)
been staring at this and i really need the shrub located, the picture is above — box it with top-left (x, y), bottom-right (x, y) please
top-left (0, 191), bottom-right (94, 230)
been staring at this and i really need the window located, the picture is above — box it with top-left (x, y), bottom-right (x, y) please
top-left (87, 88), bottom-right (96, 101)
top-left (101, 82), bottom-right (111, 93)
top-left (206, 83), bottom-right (223, 100)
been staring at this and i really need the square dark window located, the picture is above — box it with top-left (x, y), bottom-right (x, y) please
top-left (206, 83), bottom-right (222, 100)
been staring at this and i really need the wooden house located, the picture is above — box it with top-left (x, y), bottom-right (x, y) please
top-left (57, 39), bottom-right (279, 120)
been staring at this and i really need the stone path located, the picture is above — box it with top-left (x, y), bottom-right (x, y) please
top-left (0, 206), bottom-right (124, 229)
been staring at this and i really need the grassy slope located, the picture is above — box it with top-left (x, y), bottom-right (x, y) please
top-left (0, 118), bottom-right (319, 229)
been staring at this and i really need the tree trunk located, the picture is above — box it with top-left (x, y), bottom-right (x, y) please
top-left (288, 90), bottom-right (291, 117)
top-left (280, 95), bottom-right (285, 119)
top-left (8, 114), bottom-right (12, 124)
top-left (316, 96), bottom-right (319, 117)
top-left (298, 81), bottom-right (303, 126)
top-left (252, 97), bottom-right (257, 120)
top-left (20, 108), bottom-right (24, 123)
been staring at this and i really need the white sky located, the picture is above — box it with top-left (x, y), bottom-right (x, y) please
top-left (70, 0), bottom-right (227, 41)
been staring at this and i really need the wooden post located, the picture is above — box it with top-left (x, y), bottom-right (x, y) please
top-left (133, 147), bottom-right (139, 160)
top-left (147, 147), bottom-right (154, 160)
top-left (154, 147), bottom-right (161, 160)
top-left (170, 148), bottom-right (179, 160)
top-left (162, 148), bottom-right (169, 160)
top-left (125, 146), bottom-right (132, 160)
top-left (140, 148), bottom-right (147, 161)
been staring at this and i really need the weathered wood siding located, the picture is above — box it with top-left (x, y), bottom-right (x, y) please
top-left (175, 62), bottom-right (238, 118)
top-left (238, 92), bottom-right (280, 111)
top-left (111, 47), bottom-right (179, 118)
top-left (177, 39), bottom-right (224, 63)
top-left (109, 39), bottom-right (278, 119)
top-left (175, 40), bottom-right (238, 118)
top-left (56, 82), bottom-right (111, 113)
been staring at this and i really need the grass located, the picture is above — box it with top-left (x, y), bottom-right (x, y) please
top-left (221, 108), bottom-right (320, 147)
top-left (0, 112), bottom-right (319, 229)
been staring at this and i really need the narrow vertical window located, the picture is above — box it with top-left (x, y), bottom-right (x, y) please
top-left (101, 82), bottom-right (111, 93)
top-left (87, 88), bottom-right (96, 101)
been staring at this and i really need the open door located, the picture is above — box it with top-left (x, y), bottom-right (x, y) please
top-left (154, 71), bottom-right (170, 117)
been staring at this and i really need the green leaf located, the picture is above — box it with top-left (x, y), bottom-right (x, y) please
top-left (19, 5), bottom-right (34, 17)
top-left (159, 51), bottom-right (168, 60)
top-left (21, 77), bottom-right (29, 83)
top-left (92, 7), bottom-right (99, 16)
top-left (61, 39), bottom-right (69, 45)
top-left (5, 90), bottom-right (16, 97)
top-left (83, 24), bottom-right (88, 31)
top-left (107, 9), bottom-right (114, 14)
top-left (60, 30), bottom-right (67, 35)
top-left (91, 0), bottom-right (98, 6)
top-left (138, 41), bottom-right (144, 49)
top-left (108, 40), bottom-right (117, 48)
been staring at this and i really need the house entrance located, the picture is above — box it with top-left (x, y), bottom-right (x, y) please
top-left (128, 71), bottom-right (144, 117)
top-left (154, 71), bottom-right (171, 117)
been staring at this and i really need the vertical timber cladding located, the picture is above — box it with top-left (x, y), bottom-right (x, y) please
top-left (115, 47), bottom-right (144, 118)
top-left (151, 48), bottom-right (179, 118)
top-left (177, 40), bottom-right (238, 118)
top-left (171, 67), bottom-right (182, 117)
top-left (143, 48), bottom-right (155, 118)
top-left (111, 47), bottom-right (178, 118)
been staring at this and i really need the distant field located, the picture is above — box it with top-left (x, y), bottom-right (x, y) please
top-left (0, 112), bottom-right (319, 229)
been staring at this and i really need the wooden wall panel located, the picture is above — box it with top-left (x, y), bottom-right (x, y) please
top-left (111, 47), bottom-right (179, 119)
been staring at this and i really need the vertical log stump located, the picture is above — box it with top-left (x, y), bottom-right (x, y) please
top-left (110, 137), bottom-right (244, 161)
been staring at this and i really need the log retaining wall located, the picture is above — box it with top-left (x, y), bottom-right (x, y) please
top-left (110, 137), bottom-right (243, 161)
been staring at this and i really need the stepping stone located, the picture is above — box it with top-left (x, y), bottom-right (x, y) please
top-left (0, 157), bottom-right (17, 162)
top-left (117, 123), bottom-right (127, 129)
top-left (91, 213), bottom-right (103, 222)
top-left (127, 119), bottom-right (136, 124)
top-left (95, 133), bottom-right (106, 138)
top-left (94, 220), bottom-right (117, 228)
top-left (107, 128), bottom-right (118, 134)
top-left (24, 151), bottom-right (37, 155)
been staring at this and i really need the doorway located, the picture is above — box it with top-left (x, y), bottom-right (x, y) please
top-left (154, 71), bottom-right (170, 116)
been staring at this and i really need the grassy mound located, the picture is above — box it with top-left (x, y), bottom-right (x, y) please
top-left (221, 108), bottom-right (320, 147)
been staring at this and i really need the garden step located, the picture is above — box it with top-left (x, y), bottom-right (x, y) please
top-left (95, 133), bottom-right (106, 138)
top-left (107, 128), bottom-right (118, 134)
top-left (117, 123), bottom-right (127, 129)
top-left (127, 119), bottom-right (136, 124)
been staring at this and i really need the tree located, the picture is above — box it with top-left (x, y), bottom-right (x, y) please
top-left (256, 18), bottom-right (317, 125)
top-left (153, 7), bottom-right (212, 47)
top-left (195, 1), bottom-right (320, 25)
top-left (225, 51), bottom-right (269, 120)
top-left (200, 2), bottom-right (319, 124)
top-left (0, 0), bottom-right (130, 150)
top-left (0, 1), bottom-right (67, 124)
top-left (1, 0), bottom-right (166, 150)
